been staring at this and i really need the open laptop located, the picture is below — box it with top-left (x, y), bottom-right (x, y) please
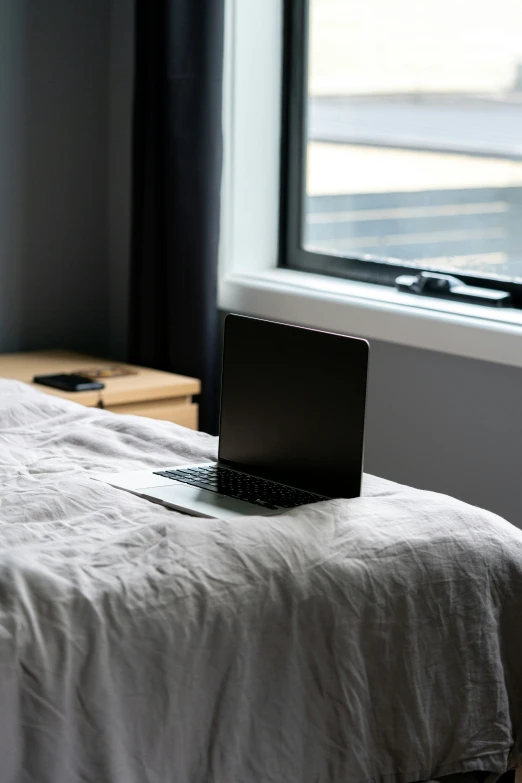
top-left (94, 315), bottom-right (369, 519)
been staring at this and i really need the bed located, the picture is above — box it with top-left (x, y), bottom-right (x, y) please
top-left (1, 377), bottom-right (521, 783)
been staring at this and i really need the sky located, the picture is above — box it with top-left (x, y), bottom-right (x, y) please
top-left (309, 0), bottom-right (522, 96)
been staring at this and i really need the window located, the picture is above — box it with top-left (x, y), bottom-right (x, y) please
top-left (281, 0), bottom-right (522, 308)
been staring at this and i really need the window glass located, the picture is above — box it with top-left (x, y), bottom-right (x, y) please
top-left (304, 0), bottom-right (522, 280)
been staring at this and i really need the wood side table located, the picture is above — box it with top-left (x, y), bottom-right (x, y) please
top-left (0, 350), bottom-right (201, 430)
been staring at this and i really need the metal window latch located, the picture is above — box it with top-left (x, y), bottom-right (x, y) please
top-left (395, 271), bottom-right (512, 308)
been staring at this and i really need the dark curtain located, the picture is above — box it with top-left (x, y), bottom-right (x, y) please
top-left (130, 0), bottom-right (225, 434)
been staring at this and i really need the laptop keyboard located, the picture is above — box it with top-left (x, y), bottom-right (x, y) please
top-left (152, 465), bottom-right (325, 510)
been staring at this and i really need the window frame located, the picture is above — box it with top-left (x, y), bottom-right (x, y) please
top-left (218, 0), bottom-right (522, 370)
top-left (279, 0), bottom-right (522, 310)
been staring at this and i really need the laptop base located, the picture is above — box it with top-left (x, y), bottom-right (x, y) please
top-left (92, 464), bottom-right (281, 519)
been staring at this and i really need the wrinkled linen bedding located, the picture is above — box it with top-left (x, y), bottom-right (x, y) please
top-left (0, 378), bottom-right (521, 783)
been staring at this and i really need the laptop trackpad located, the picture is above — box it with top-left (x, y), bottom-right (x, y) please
top-left (141, 484), bottom-right (276, 518)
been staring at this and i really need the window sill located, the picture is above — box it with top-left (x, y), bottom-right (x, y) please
top-left (219, 267), bottom-right (522, 369)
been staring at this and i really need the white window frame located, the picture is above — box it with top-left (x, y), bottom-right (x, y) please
top-left (218, 0), bottom-right (522, 369)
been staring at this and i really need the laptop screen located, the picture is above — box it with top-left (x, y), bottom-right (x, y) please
top-left (218, 315), bottom-right (368, 499)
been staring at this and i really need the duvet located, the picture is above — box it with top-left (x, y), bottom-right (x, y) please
top-left (0, 379), bottom-right (521, 783)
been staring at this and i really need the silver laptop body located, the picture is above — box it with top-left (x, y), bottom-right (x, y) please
top-left (94, 315), bottom-right (369, 520)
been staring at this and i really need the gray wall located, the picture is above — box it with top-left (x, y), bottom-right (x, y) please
top-left (363, 339), bottom-right (522, 528)
top-left (0, 0), bottom-right (132, 357)
top-left (108, 0), bottom-right (133, 360)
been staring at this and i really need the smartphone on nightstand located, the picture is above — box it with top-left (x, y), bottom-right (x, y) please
top-left (33, 373), bottom-right (105, 392)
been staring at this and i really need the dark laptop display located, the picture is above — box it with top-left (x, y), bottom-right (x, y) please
top-left (100, 314), bottom-right (370, 517)
top-left (218, 315), bottom-right (369, 499)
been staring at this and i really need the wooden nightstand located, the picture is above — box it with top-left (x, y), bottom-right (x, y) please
top-left (0, 350), bottom-right (201, 430)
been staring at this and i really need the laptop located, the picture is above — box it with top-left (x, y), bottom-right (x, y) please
top-left (94, 315), bottom-right (369, 519)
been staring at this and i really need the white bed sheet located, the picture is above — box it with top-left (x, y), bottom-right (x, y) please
top-left (1, 378), bottom-right (521, 783)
